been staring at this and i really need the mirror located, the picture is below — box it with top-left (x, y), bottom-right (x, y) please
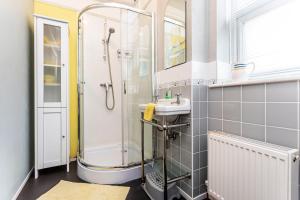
top-left (164, 0), bottom-right (186, 69)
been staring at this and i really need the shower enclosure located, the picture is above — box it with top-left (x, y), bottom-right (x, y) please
top-left (77, 3), bottom-right (155, 184)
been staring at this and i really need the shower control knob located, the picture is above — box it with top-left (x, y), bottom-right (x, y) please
top-left (117, 49), bottom-right (122, 58)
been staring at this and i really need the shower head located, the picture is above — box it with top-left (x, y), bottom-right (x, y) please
top-left (106, 27), bottom-right (115, 44)
top-left (109, 28), bottom-right (115, 34)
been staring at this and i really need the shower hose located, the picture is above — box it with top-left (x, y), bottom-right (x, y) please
top-left (105, 40), bottom-right (115, 110)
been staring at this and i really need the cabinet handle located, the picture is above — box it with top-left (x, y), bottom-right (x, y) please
top-left (62, 135), bottom-right (65, 138)
top-left (124, 81), bottom-right (126, 94)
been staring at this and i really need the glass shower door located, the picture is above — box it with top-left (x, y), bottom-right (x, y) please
top-left (78, 6), bottom-right (154, 168)
top-left (122, 10), bottom-right (154, 165)
top-left (79, 8), bottom-right (124, 167)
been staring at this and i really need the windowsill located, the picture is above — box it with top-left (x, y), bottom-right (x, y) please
top-left (209, 74), bottom-right (300, 88)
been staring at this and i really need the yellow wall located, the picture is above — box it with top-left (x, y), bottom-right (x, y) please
top-left (34, 1), bottom-right (78, 158)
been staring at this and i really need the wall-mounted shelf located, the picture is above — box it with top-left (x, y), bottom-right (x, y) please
top-left (44, 43), bottom-right (61, 49)
top-left (44, 64), bottom-right (61, 68)
top-left (44, 83), bottom-right (61, 86)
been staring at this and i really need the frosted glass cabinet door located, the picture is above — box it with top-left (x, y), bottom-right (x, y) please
top-left (36, 18), bottom-right (68, 108)
top-left (44, 24), bottom-right (61, 102)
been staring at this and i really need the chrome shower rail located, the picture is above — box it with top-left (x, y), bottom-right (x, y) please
top-left (78, 2), bottom-right (152, 18)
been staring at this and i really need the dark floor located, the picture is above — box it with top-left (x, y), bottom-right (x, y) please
top-left (17, 162), bottom-right (190, 200)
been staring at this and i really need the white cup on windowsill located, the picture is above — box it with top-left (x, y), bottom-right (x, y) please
top-left (231, 62), bottom-right (255, 81)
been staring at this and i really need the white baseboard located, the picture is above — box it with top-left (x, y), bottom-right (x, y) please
top-left (11, 168), bottom-right (33, 200)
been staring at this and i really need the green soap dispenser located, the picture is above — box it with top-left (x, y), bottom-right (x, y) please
top-left (165, 88), bottom-right (172, 99)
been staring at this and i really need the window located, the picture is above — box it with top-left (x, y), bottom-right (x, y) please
top-left (232, 0), bottom-right (300, 75)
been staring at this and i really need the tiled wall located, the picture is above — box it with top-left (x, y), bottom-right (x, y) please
top-left (157, 81), bottom-right (193, 197)
top-left (192, 81), bottom-right (209, 198)
top-left (157, 80), bottom-right (209, 199)
top-left (156, 79), bottom-right (300, 199)
top-left (208, 80), bottom-right (300, 192)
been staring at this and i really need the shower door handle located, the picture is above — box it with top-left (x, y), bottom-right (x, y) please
top-left (123, 81), bottom-right (126, 94)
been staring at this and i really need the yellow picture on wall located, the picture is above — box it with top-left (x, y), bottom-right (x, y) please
top-left (164, 20), bottom-right (186, 68)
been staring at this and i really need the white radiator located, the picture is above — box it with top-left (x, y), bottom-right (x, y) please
top-left (208, 131), bottom-right (299, 200)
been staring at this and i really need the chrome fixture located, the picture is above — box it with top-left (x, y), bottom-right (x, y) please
top-left (140, 114), bottom-right (191, 199)
top-left (78, 3), bottom-right (152, 18)
top-left (100, 82), bottom-right (112, 92)
top-left (100, 27), bottom-right (116, 110)
top-left (106, 27), bottom-right (115, 44)
top-left (102, 22), bottom-right (108, 60)
top-left (172, 93), bottom-right (182, 105)
top-left (153, 90), bottom-right (159, 103)
top-left (117, 49), bottom-right (122, 59)
top-left (153, 95), bottom-right (159, 103)
top-left (102, 38), bottom-right (107, 60)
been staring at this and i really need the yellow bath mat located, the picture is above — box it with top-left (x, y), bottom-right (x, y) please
top-left (38, 180), bottom-right (130, 200)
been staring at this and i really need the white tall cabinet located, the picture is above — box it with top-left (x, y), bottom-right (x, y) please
top-left (34, 16), bottom-right (70, 179)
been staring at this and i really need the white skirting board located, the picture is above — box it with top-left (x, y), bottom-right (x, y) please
top-left (12, 168), bottom-right (33, 200)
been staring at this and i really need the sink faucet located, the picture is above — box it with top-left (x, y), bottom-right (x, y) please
top-left (172, 93), bottom-right (182, 104)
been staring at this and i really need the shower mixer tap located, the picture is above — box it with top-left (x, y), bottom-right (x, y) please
top-left (100, 82), bottom-right (112, 92)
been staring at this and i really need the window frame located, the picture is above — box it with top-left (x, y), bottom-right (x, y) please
top-left (231, 0), bottom-right (299, 77)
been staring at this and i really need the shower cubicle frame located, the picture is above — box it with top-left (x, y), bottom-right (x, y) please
top-left (77, 2), bottom-right (157, 170)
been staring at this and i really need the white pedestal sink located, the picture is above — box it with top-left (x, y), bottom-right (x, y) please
top-left (139, 98), bottom-right (191, 116)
